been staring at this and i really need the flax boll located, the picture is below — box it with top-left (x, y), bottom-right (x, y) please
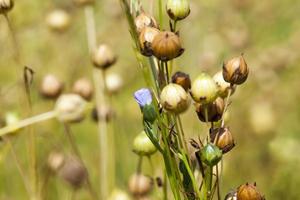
top-left (46, 9), bottom-right (71, 32)
top-left (195, 97), bottom-right (224, 122)
top-left (133, 131), bottom-right (156, 156)
top-left (109, 189), bottom-right (131, 200)
top-left (139, 27), bottom-right (160, 56)
top-left (128, 173), bottom-right (154, 197)
top-left (39, 74), bottom-right (63, 99)
top-left (223, 55), bottom-right (249, 85)
top-left (135, 12), bottom-right (158, 33)
top-left (72, 78), bottom-right (93, 101)
top-left (237, 183), bottom-right (264, 200)
top-left (92, 44), bottom-right (117, 69)
top-left (0, 0), bottom-right (14, 14)
top-left (171, 71), bottom-right (191, 91)
top-left (210, 127), bottom-right (235, 153)
top-left (166, 0), bottom-right (190, 21)
top-left (213, 71), bottom-right (235, 98)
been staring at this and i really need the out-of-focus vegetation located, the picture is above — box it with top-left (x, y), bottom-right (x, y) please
top-left (0, 0), bottom-right (300, 199)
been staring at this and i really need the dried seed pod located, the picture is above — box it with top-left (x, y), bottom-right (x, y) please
top-left (139, 27), bottom-right (160, 56)
top-left (109, 189), bottom-right (131, 200)
top-left (55, 94), bottom-right (87, 123)
top-left (128, 173), bottom-right (154, 196)
top-left (105, 73), bottom-right (123, 94)
top-left (58, 156), bottom-right (87, 189)
top-left (133, 131), bottom-right (156, 156)
top-left (73, 0), bottom-right (94, 7)
top-left (135, 12), bottom-right (158, 33)
top-left (40, 74), bottom-right (64, 99)
top-left (0, 0), bottom-right (14, 14)
top-left (210, 127), bottom-right (235, 153)
top-left (152, 31), bottom-right (184, 61)
top-left (171, 71), bottom-right (191, 91)
top-left (200, 143), bottom-right (222, 166)
top-left (160, 83), bottom-right (190, 114)
top-left (72, 78), bottom-right (93, 101)
top-left (47, 151), bottom-right (65, 172)
top-left (92, 44), bottom-right (117, 69)
top-left (237, 183), bottom-right (264, 200)
top-left (191, 73), bottom-right (218, 105)
top-left (166, 0), bottom-right (190, 21)
top-left (213, 71), bottom-right (236, 98)
top-left (91, 105), bottom-right (115, 122)
top-left (195, 97), bottom-right (224, 122)
top-left (46, 9), bottom-right (71, 32)
top-left (224, 190), bottom-right (237, 200)
top-left (223, 55), bottom-right (249, 85)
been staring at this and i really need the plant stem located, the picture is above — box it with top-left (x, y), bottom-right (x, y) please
top-left (3, 14), bottom-right (20, 62)
top-left (221, 87), bottom-right (232, 128)
top-left (158, 0), bottom-right (163, 27)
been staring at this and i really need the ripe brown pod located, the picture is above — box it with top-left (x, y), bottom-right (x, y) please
top-left (128, 173), bottom-right (154, 197)
top-left (223, 55), bottom-right (249, 85)
top-left (0, 0), bottom-right (14, 14)
top-left (72, 78), bottom-right (93, 101)
top-left (237, 183), bottom-right (264, 200)
top-left (171, 71), bottom-right (191, 91)
top-left (92, 44), bottom-right (117, 69)
top-left (139, 27), bottom-right (160, 56)
top-left (210, 127), bottom-right (235, 153)
top-left (195, 97), bottom-right (224, 122)
top-left (135, 12), bottom-right (158, 33)
top-left (152, 31), bottom-right (184, 61)
top-left (39, 74), bottom-right (64, 99)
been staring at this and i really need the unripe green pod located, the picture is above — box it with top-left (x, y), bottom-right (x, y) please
top-left (200, 143), bottom-right (222, 166)
top-left (166, 0), bottom-right (190, 21)
top-left (133, 131), bottom-right (156, 156)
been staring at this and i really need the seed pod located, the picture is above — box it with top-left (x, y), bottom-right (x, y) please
top-left (195, 97), bottom-right (224, 122)
top-left (166, 0), bottom-right (190, 21)
top-left (128, 173), bottom-right (154, 196)
top-left (73, 0), bottom-right (94, 7)
top-left (139, 27), bottom-right (160, 56)
top-left (191, 73), bottom-right (218, 104)
top-left (152, 31), bottom-right (184, 61)
top-left (223, 55), bottom-right (249, 85)
top-left (135, 12), bottom-right (158, 33)
top-left (105, 73), bottom-right (123, 94)
top-left (91, 105), bottom-right (115, 122)
top-left (237, 183), bottom-right (264, 200)
top-left (0, 0), bottom-right (14, 14)
top-left (92, 44), bottom-right (117, 69)
top-left (58, 156), bottom-right (87, 189)
top-left (47, 152), bottom-right (65, 172)
top-left (133, 131), bottom-right (156, 156)
top-left (72, 78), bottom-right (93, 101)
top-left (40, 74), bottom-right (64, 99)
top-left (200, 143), bottom-right (222, 166)
top-left (171, 71), bottom-right (191, 91)
top-left (46, 9), bottom-right (71, 32)
top-left (210, 127), bottom-right (235, 153)
top-left (109, 189), bottom-right (131, 200)
top-left (160, 83), bottom-right (190, 114)
top-left (55, 94), bottom-right (87, 123)
top-left (224, 190), bottom-right (237, 200)
top-left (213, 71), bottom-right (236, 98)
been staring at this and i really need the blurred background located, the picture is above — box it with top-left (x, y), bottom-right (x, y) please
top-left (0, 0), bottom-right (300, 199)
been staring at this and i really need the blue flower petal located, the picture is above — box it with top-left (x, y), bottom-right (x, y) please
top-left (134, 88), bottom-right (153, 108)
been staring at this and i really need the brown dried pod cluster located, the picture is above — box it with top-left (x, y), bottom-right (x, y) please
top-left (223, 55), bottom-right (249, 85)
top-left (210, 127), bottom-right (235, 153)
top-left (0, 0), bottom-right (14, 14)
top-left (139, 27), bottom-right (160, 56)
top-left (195, 97), bottom-right (224, 122)
top-left (152, 31), bottom-right (184, 61)
top-left (128, 173), bottom-right (154, 197)
top-left (39, 74), bottom-right (64, 99)
top-left (73, 0), bottom-right (94, 7)
top-left (237, 183), bottom-right (265, 200)
top-left (171, 71), bottom-right (191, 91)
top-left (92, 44), bottom-right (117, 69)
top-left (72, 78), bottom-right (93, 101)
top-left (135, 12), bottom-right (158, 33)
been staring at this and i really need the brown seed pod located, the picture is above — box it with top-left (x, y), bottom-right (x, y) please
top-left (58, 156), bottom-right (87, 189)
top-left (128, 173), bottom-right (154, 197)
top-left (171, 71), bottom-right (191, 91)
top-left (237, 183), bottom-right (264, 200)
top-left (46, 9), bottom-right (71, 32)
top-left (135, 12), bottom-right (158, 33)
top-left (39, 74), bottom-right (64, 99)
top-left (0, 0), bottom-right (14, 14)
top-left (139, 27), bottom-right (160, 56)
top-left (72, 78), bottom-right (93, 101)
top-left (223, 55), bottom-right (249, 85)
top-left (195, 97), bottom-right (224, 122)
top-left (210, 127), bottom-right (235, 153)
top-left (91, 105), bottom-right (115, 122)
top-left (92, 44), bottom-right (117, 69)
top-left (73, 0), bottom-right (94, 7)
top-left (152, 31), bottom-right (184, 61)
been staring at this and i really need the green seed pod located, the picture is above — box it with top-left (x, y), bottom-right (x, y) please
top-left (200, 143), bottom-right (222, 166)
top-left (223, 55), bottom-right (249, 85)
top-left (109, 189), bottom-right (131, 200)
top-left (133, 131), bottom-right (156, 156)
top-left (195, 97), bottom-right (224, 122)
top-left (142, 104), bottom-right (157, 123)
top-left (139, 27), bottom-right (160, 56)
top-left (171, 71), bottom-right (191, 91)
top-left (128, 173), bottom-right (154, 196)
top-left (166, 0), bottom-right (190, 21)
top-left (92, 44), bottom-right (117, 69)
top-left (191, 73), bottom-right (218, 104)
top-left (0, 0), bottom-right (14, 14)
top-left (213, 71), bottom-right (236, 98)
top-left (160, 83), bottom-right (190, 114)
top-left (237, 183), bottom-right (264, 200)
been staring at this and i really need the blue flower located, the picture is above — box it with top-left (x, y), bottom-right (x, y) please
top-left (134, 88), bottom-right (153, 108)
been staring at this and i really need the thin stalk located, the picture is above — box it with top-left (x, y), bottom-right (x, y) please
top-left (221, 87), bottom-right (232, 128)
top-left (158, 0), bottom-right (163, 27)
top-left (216, 164), bottom-right (221, 200)
top-left (163, 169), bottom-right (168, 200)
top-left (205, 166), bottom-right (213, 199)
top-left (176, 116), bottom-right (189, 157)
top-left (84, 6), bottom-right (97, 53)
top-left (149, 0), bottom-right (154, 15)
top-left (147, 156), bottom-right (154, 175)
top-left (3, 14), bottom-right (20, 62)
top-left (136, 156), bottom-right (143, 174)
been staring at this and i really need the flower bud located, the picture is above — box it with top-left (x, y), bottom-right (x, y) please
top-left (128, 173), bottom-right (154, 196)
top-left (213, 71), bottom-right (236, 98)
top-left (57, 156), bottom-right (87, 189)
top-left (0, 0), bottom-right (14, 14)
top-left (109, 189), bottom-right (131, 200)
top-left (223, 55), bottom-right (249, 85)
top-left (195, 97), bottom-right (224, 122)
top-left (152, 31), bottom-right (184, 61)
top-left (46, 9), bottom-right (71, 32)
top-left (105, 73), bottom-right (123, 94)
top-left (139, 27), bottom-right (160, 56)
top-left (72, 78), bottom-right (93, 101)
top-left (191, 73), bottom-right (218, 104)
top-left (55, 94), bottom-right (87, 123)
top-left (135, 12), bottom-right (158, 33)
top-left (210, 127), bottom-right (235, 153)
top-left (73, 0), bottom-right (94, 7)
top-left (160, 83), bottom-right (190, 114)
top-left (200, 143), bottom-right (222, 166)
top-left (47, 151), bottom-right (65, 172)
top-left (237, 183), bottom-right (264, 200)
top-left (171, 71), bottom-right (191, 91)
top-left (166, 0), bottom-right (190, 21)
top-left (92, 44), bottom-right (117, 69)
top-left (40, 74), bottom-right (64, 99)
top-left (133, 131), bottom-right (156, 156)
top-left (91, 105), bottom-right (115, 122)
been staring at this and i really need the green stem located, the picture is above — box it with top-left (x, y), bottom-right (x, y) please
top-left (158, 0), bottom-right (163, 27)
